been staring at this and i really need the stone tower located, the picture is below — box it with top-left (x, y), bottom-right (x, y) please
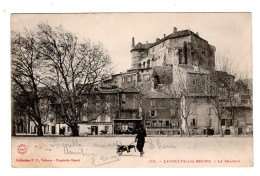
top-left (130, 37), bottom-right (149, 69)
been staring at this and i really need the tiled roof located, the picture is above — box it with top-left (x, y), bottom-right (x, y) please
top-left (131, 30), bottom-right (191, 51)
top-left (131, 29), bottom-right (210, 51)
top-left (131, 42), bottom-right (153, 51)
top-left (149, 30), bottom-right (191, 48)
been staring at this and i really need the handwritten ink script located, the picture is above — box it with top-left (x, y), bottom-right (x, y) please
top-left (18, 138), bottom-right (177, 167)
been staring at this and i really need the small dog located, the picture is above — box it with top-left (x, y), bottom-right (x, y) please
top-left (117, 144), bottom-right (136, 155)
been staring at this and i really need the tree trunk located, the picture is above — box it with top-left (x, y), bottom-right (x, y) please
top-left (71, 123), bottom-right (79, 136)
top-left (232, 111), bottom-right (237, 136)
top-left (37, 124), bottom-right (44, 136)
top-left (179, 120), bottom-right (183, 137)
top-left (218, 120), bottom-right (223, 137)
top-left (185, 119), bottom-right (191, 137)
top-left (233, 119), bottom-right (237, 136)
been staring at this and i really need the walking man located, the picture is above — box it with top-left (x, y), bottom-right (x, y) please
top-left (135, 124), bottom-right (147, 157)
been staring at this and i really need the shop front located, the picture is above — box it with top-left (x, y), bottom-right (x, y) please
top-left (78, 122), bottom-right (113, 136)
top-left (114, 119), bottom-right (142, 134)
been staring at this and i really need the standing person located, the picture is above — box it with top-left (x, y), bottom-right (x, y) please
top-left (135, 124), bottom-right (147, 157)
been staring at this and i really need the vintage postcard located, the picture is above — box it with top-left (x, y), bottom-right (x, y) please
top-left (11, 13), bottom-right (253, 168)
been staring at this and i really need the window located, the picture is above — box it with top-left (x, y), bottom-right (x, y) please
top-left (122, 124), bottom-right (128, 131)
top-left (159, 121), bottom-right (163, 127)
top-left (153, 121), bottom-right (157, 127)
top-left (191, 119), bottom-right (197, 127)
top-left (165, 120), bottom-right (169, 127)
top-left (105, 126), bottom-right (109, 132)
top-left (224, 119), bottom-right (233, 126)
top-left (122, 77), bottom-right (125, 82)
top-left (121, 94), bottom-right (126, 108)
top-left (67, 127), bottom-right (70, 132)
top-left (202, 50), bottom-right (205, 55)
top-left (221, 119), bottom-right (233, 127)
top-left (151, 110), bottom-right (156, 117)
top-left (146, 121), bottom-right (151, 127)
top-left (47, 125), bottom-right (49, 132)
top-left (221, 119), bottom-right (225, 126)
top-left (128, 77), bottom-right (131, 82)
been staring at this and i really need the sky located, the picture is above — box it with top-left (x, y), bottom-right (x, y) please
top-left (11, 13), bottom-right (252, 77)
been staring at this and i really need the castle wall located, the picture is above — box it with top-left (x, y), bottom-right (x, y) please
top-left (186, 72), bottom-right (209, 94)
top-left (130, 32), bottom-right (216, 72)
top-left (190, 33), bottom-right (216, 71)
top-left (121, 73), bottom-right (137, 88)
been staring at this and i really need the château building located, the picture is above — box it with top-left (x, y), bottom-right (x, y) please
top-left (14, 27), bottom-right (253, 136)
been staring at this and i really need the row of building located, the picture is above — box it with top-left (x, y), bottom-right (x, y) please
top-left (13, 27), bottom-right (253, 136)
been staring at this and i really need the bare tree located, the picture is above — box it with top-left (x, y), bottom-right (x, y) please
top-left (215, 54), bottom-right (237, 76)
top-left (11, 31), bottom-right (46, 136)
top-left (208, 71), bottom-right (236, 137)
top-left (169, 67), bottom-right (202, 137)
top-left (213, 54), bottom-right (253, 136)
top-left (36, 23), bottom-right (112, 136)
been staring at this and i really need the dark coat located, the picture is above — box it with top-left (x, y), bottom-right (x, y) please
top-left (135, 128), bottom-right (147, 152)
top-left (135, 128), bottom-right (146, 141)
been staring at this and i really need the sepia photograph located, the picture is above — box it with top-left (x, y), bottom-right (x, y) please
top-left (10, 13), bottom-right (253, 168)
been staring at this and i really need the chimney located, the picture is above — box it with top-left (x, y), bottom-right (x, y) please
top-left (132, 37), bottom-right (135, 48)
top-left (164, 34), bottom-right (166, 38)
top-left (146, 41), bottom-right (148, 45)
top-left (173, 27), bottom-right (177, 33)
top-left (196, 32), bottom-right (199, 36)
top-left (156, 38), bottom-right (160, 42)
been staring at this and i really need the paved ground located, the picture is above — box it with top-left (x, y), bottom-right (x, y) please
top-left (12, 136), bottom-right (253, 168)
